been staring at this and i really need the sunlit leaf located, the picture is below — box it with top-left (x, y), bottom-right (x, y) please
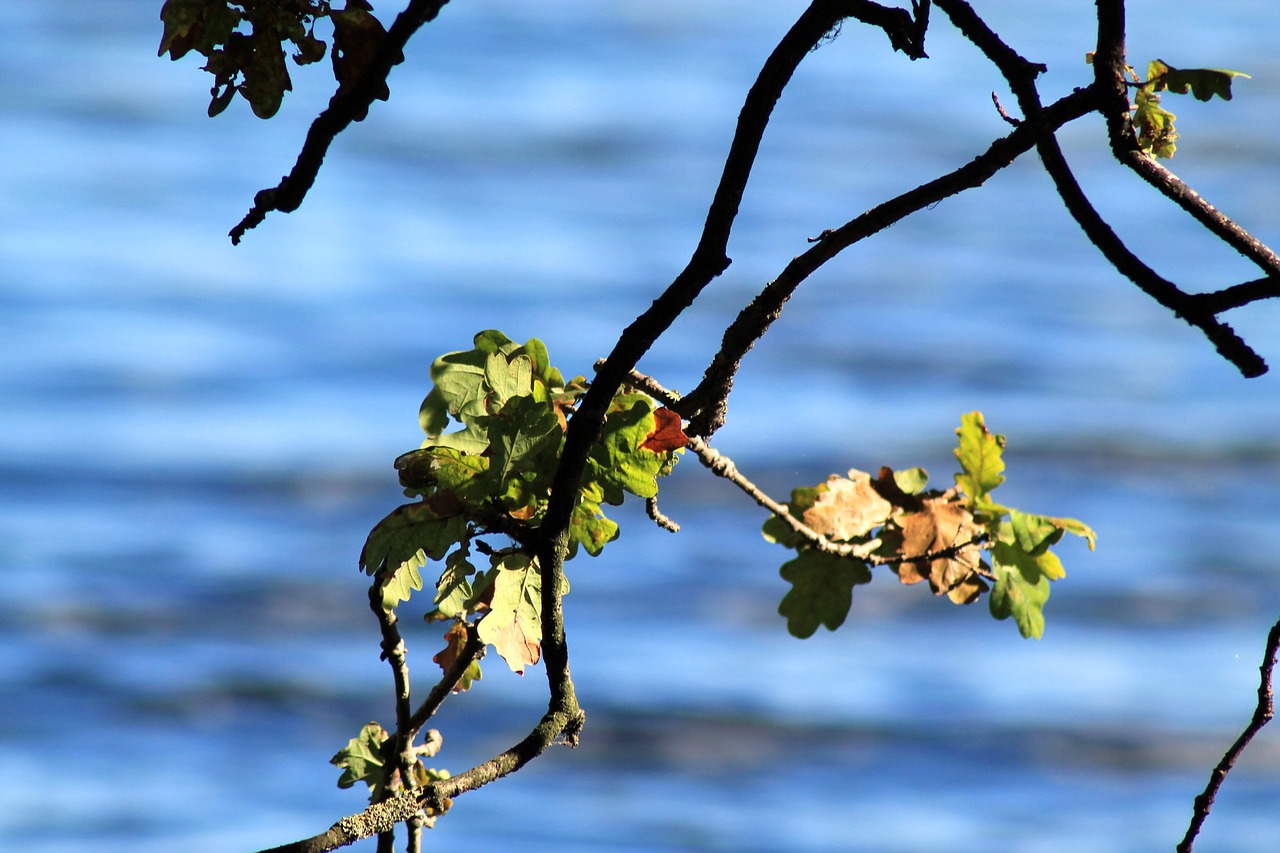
top-left (330, 721), bottom-right (390, 797)
top-left (954, 411), bottom-right (1006, 514)
top-left (802, 470), bottom-right (892, 541)
top-left (360, 502), bottom-right (468, 580)
top-left (476, 554), bottom-right (567, 674)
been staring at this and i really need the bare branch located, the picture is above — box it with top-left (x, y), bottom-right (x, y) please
top-left (677, 85), bottom-right (1101, 437)
top-left (935, 0), bottom-right (1267, 377)
top-left (645, 496), bottom-right (681, 533)
top-left (1178, 617), bottom-right (1280, 852)
top-left (230, 0), bottom-right (452, 244)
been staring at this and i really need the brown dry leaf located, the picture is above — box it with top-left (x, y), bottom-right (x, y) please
top-left (432, 621), bottom-right (468, 674)
top-left (639, 407), bottom-right (689, 452)
top-left (803, 470), bottom-right (893, 541)
top-left (894, 491), bottom-right (984, 601)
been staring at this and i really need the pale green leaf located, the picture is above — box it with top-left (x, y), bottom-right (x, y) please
top-left (330, 722), bottom-right (390, 797)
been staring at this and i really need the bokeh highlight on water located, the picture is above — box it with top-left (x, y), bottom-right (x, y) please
top-left (4, 1), bottom-right (1280, 850)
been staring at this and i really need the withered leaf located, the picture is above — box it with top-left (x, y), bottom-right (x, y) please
top-left (639, 407), bottom-right (689, 453)
top-left (892, 491), bottom-right (984, 603)
top-left (432, 621), bottom-right (480, 693)
top-left (803, 470), bottom-right (893, 541)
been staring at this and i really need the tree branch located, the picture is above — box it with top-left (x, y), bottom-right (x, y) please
top-left (935, 0), bottom-right (1266, 377)
top-left (366, 580), bottom-right (413, 850)
top-left (230, 0), bottom-right (452, 244)
top-left (675, 85), bottom-right (1100, 437)
top-left (533, 0), bottom-right (921, 737)
top-left (406, 621), bottom-right (484, 735)
top-left (1178, 617), bottom-right (1280, 852)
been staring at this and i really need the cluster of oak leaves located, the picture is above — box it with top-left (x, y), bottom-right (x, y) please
top-left (330, 331), bottom-right (1095, 799)
top-left (159, 0), bottom-right (396, 120)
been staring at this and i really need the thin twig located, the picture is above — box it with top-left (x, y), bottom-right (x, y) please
top-left (406, 621), bottom-right (485, 734)
top-left (645, 497), bottom-right (681, 532)
top-left (991, 91), bottom-right (1021, 126)
top-left (1178, 617), bottom-right (1280, 852)
top-left (619, 365), bottom-right (982, 568)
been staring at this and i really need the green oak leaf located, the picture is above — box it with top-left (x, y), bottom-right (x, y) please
top-left (954, 411), bottom-right (1006, 515)
top-left (486, 394), bottom-right (562, 493)
top-left (360, 502), bottom-right (469, 584)
top-left (989, 543), bottom-right (1053, 638)
top-left (1008, 510), bottom-right (1064, 556)
top-left (893, 466), bottom-right (929, 495)
top-left (993, 539), bottom-right (1063, 584)
top-left (568, 499), bottom-right (619, 557)
top-left (777, 550), bottom-right (871, 638)
top-left (379, 547), bottom-right (425, 611)
top-left (484, 351), bottom-right (533, 409)
top-left (432, 548), bottom-right (476, 619)
top-left (586, 394), bottom-right (667, 502)
top-left (330, 721), bottom-right (391, 798)
top-left (240, 30), bottom-right (292, 119)
top-left (159, 0), bottom-right (241, 60)
top-left (419, 330), bottom-right (522, 451)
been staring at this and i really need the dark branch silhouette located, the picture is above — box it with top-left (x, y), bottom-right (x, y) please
top-left (1178, 618), bottom-right (1280, 852)
top-left (215, 1), bottom-right (1280, 850)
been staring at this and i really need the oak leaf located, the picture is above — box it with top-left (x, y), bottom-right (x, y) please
top-left (639, 407), bottom-right (689, 452)
top-left (432, 622), bottom-right (481, 693)
top-left (893, 491), bottom-right (985, 603)
top-left (803, 470), bottom-right (893, 541)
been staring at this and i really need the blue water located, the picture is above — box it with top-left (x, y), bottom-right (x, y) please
top-left (4, 2), bottom-right (1280, 851)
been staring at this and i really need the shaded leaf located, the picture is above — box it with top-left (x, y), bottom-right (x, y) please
top-left (379, 547), bottom-right (425, 611)
top-left (360, 502), bottom-right (468, 577)
top-left (432, 622), bottom-right (482, 693)
top-left (778, 551), bottom-right (871, 638)
top-left (486, 394), bottom-right (561, 493)
top-left (431, 547), bottom-right (476, 619)
top-left (330, 0), bottom-right (401, 120)
top-left (1152, 59), bottom-right (1250, 102)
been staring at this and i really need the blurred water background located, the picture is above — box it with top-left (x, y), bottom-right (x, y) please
top-left (4, 1), bottom-right (1280, 851)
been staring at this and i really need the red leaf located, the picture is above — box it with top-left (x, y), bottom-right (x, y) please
top-left (640, 407), bottom-right (689, 452)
